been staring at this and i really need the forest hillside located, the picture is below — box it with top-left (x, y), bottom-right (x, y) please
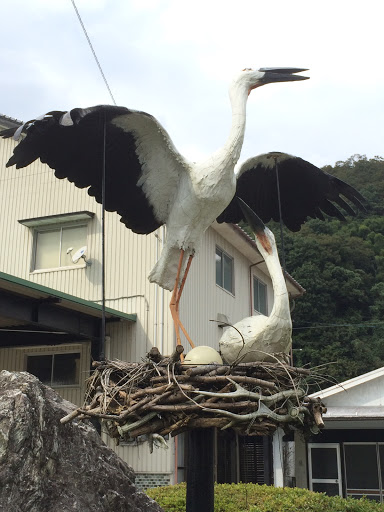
top-left (265, 155), bottom-right (383, 386)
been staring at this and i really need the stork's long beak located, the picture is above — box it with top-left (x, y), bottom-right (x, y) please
top-left (258, 67), bottom-right (309, 84)
top-left (236, 198), bottom-right (266, 234)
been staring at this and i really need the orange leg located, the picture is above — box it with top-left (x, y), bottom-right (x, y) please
top-left (176, 253), bottom-right (194, 312)
top-left (169, 250), bottom-right (195, 351)
top-left (170, 251), bottom-right (184, 348)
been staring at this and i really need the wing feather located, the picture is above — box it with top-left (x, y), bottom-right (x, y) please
top-left (1, 105), bottom-right (188, 234)
top-left (217, 152), bottom-right (366, 231)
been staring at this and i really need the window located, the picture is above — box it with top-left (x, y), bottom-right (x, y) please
top-left (239, 436), bottom-right (271, 484)
top-left (18, 211), bottom-right (93, 271)
top-left (33, 223), bottom-right (87, 270)
top-left (253, 276), bottom-right (267, 315)
top-left (216, 247), bottom-right (234, 293)
top-left (344, 443), bottom-right (384, 502)
top-left (26, 353), bottom-right (81, 386)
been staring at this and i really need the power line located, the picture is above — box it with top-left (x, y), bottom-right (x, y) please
top-left (69, 1), bottom-right (115, 360)
top-left (293, 322), bottom-right (384, 330)
top-left (70, 0), bottom-right (117, 105)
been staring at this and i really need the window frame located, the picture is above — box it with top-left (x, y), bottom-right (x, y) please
top-left (215, 246), bottom-right (235, 295)
top-left (253, 275), bottom-right (268, 315)
top-left (31, 221), bottom-right (89, 273)
top-left (25, 351), bottom-right (82, 388)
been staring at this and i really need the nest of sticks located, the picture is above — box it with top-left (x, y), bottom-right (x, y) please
top-left (61, 345), bottom-right (327, 442)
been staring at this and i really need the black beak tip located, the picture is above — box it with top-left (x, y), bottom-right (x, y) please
top-left (258, 67), bottom-right (309, 73)
top-left (258, 67), bottom-right (310, 82)
top-left (236, 197), bottom-right (266, 233)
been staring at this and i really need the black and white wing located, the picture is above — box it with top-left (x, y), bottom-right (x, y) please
top-left (1, 105), bottom-right (188, 234)
top-left (217, 152), bottom-right (366, 231)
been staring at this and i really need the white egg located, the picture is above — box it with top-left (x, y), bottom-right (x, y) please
top-left (183, 346), bottom-right (223, 365)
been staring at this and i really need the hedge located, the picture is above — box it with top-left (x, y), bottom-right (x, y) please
top-left (146, 483), bottom-right (384, 512)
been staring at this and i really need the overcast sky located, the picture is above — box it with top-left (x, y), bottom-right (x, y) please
top-left (1, 0), bottom-right (383, 168)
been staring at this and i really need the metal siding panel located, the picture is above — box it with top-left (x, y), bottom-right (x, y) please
top-left (103, 436), bottom-right (173, 474)
top-left (0, 347), bottom-right (24, 371)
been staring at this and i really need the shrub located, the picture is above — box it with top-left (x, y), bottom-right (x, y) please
top-left (146, 483), bottom-right (384, 512)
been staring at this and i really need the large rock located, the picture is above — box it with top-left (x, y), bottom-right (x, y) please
top-left (0, 371), bottom-right (163, 512)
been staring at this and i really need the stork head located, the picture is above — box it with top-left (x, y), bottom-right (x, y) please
top-left (237, 197), bottom-right (266, 234)
top-left (234, 67), bottom-right (309, 95)
top-left (237, 197), bottom-right (275, 255)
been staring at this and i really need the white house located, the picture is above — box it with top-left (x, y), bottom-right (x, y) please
top-left (0, 113), bottom-right (304, 489)
top-left (294, 366), bottom-right (384, 503)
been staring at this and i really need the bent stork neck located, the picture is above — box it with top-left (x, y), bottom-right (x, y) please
top-left (255, 229), bottom-right (291, 322)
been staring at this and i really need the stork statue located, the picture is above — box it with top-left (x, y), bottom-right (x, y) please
top-left (0, 67), bottom-right (365, 349)
top-left (220, 199), bottom-right (292, 365)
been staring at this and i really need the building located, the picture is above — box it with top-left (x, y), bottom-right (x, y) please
top-left (294, 366), bottom-right (384, 503)
top-left (0, 114), bottom-right (304, 488)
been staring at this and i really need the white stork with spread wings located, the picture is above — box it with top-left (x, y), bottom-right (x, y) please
top-left (0, 67), bottom-right (365, 349)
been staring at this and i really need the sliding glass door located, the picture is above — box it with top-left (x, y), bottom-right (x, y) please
top-left (308, 443), bottom-right (342, 496)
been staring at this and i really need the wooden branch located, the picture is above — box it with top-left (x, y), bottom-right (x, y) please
top-left (60, 408), bottom-right (82, 424)
top-left (61, 388), bottom-right (103, 424)
top-left (173, 417), bottom-right (231, 431)
top-left (76, 408), bottom-right (119, 421)
top-left (126, 417), bottom-right (173, 438)
top-left (118, 412), bottom-right (158, 434)
top-left (166, 391), bottom-right (198, 404)
top-left (129, 383), bottom-right (195, 400)
top-left (263, 388), bottom-right (305, 405)
top-left (233, 362), bottom-right (312, 376)
top-left (190, 375), bottom-right (278, 389)
top-left (118, 396), bottom-right (153, 420)
top-left (149, 400), bottom-right (260, 413)
top-left (186, 364), bottom-right (222, 377)
top-left (159, 417), bottom-right (192, 436)
top-left (204, 383), bottom-right (233, 403)
top-left (312, 403), bottom-right (326, 428)
top-left (137, 391), bottom-right (174, 414)
top-left (147, 347), bottom-right (164, 363)
top-left (170, 345), bottom-right (184, 362)
top-left (150, 374), bottom-right (277, 389)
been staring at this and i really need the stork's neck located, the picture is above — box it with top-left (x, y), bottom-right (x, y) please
top-left (254, 231), bottom-right (291, 322)
top-left (222, 81), bottom-right (250, 165)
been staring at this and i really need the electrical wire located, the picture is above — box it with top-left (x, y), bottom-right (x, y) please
top-left (99, 110), bottom-right (107, 360)
top-left (70, 0), bottom-right (117, 106)
top-left (293, 322), bottom-right (384, 330)
top-left (69, 0), bottom-right (117, 359)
